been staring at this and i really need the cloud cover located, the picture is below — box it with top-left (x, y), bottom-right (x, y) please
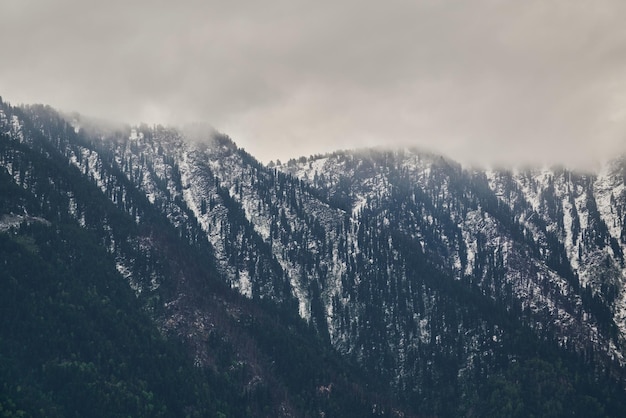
top-left (1, 0), bottom-right (626, 168)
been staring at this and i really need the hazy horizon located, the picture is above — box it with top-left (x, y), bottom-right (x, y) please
top-left (2, 1), bottom-right (626, 169)
top-left (1, 94), bottom-right (623, 173)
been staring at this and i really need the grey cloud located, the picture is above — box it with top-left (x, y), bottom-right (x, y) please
top-left (1, 0), bottom-right (626, 168)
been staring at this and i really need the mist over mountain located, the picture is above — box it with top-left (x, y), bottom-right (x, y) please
top-left (4, 1), bottom-right (626, 169)
top-left (2, 98), bottom-right (626, 416)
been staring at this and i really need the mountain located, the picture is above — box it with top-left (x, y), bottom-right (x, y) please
top-left (2, 97), bottom-right (626, 416)
top-left (0, 101), bottom-right (400, 417)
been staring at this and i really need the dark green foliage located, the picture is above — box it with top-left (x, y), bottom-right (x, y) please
top-left (475, 357), bottom-right (626, 418)
top-left (0, 224), bottom-right (242, 417)
top-left (0, 222), bottom-right (395, 417)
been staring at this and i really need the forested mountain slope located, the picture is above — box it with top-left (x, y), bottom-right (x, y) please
top-left (0, 100), bottom-right (402, 417)
top-left (2, 97), bottom-right (626, 416)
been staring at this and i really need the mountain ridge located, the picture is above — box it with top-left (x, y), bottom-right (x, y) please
top-left (3, 98), bottom-right (626, 416)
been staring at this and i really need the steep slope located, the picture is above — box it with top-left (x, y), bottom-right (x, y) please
top-left (0, 221), bottom-right (236, 417)
top-left (276, 150), bottom-right (626, 413)
top-left (0, 100), bottom-right (404, 417)
top-left (3, 97), bottom-right (626, 416)
top-left (88, 113), bottom-right (626, 414)
top-left (485, 163), bottom-right (626, 346)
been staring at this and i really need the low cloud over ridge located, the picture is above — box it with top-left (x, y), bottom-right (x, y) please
top-left (1, 0), bottom-right (626, 168)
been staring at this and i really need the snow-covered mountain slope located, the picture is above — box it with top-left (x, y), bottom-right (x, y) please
top-left (484, 163), bottom-right (626, 346)
top-left (1, 101), bottom-right (409, 418)
top-left (276, 150), bottom-right (626, 387)
top-left (3, 99), bottom-right (626, 415)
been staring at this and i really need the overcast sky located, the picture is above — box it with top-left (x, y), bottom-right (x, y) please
top-left (1, 0), bottom-right (626, 168)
